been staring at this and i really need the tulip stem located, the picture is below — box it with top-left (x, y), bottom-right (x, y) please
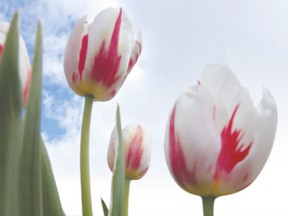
top-left (202, 196), bottom-right (215, 216)
top-left (80, 95), bottom-right (94, 216)
top-left (124, 178), bottom-right (131, 216)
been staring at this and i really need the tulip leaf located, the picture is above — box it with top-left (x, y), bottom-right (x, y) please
top-left (0, 12), bottom-right (22, 216)
top-left (18, 22), bottom-right (43, 216)
top-left (101, 198), bottom-right (109, 216)
top-left (18, 22), bottom-right (64, 216)
top-left (40, 138), bottom-right (65, 216)
top-left (108, 105), bottom-right (125, 216)
top-left (0, 13), bottom-right (64, 216)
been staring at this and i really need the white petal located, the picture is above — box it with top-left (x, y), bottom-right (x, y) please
top-left (249, 89), bottom-right (277, 180)
top-left (202, 64), bottom-right (257, 143)
top-left (138, 126), bottom-right (152, 172)
top-left (0, 21), bottom-right (9, 35)
top-left (127, 32), bottom-right (142, 72)
top-left (107, 127), bottom-right (117, 172)
top-left (202, 64), bottom-right (254, 112)
top-left (174, 85), bottom-right (221, 187)
top-left (19, 35), bottom-right (31, 93)
top-left (64, 16), bottom-right (88, 86)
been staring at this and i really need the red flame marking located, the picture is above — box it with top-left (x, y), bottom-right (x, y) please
top-left (215, 104), bottom-right (252, 177)
top-left (126, 125), bottom-right (144, 170)
top-left (91, 9), bottom-right (123, 87)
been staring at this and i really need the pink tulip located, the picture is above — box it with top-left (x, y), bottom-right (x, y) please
top-left (64, 8), bottom-right (142, 101)
top-left (108, 124), bottom-right (151, 180)
top-left (0, 21), bottom-right (31, 106)
top-left (165, 64), bottom-right (277, 197)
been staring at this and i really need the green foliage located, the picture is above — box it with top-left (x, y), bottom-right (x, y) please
top-left (101, 198), bottom-right (109, 216)
top-left (0, 12), bottom-right (64, 216)
top-left (108, 105), bottom-right (125, 216)
top-left (0, 12), bottom-right (22, 216)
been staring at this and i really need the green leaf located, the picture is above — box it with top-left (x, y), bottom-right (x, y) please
top-left (18, 22), bottom-right (43, 216)
top-left (108, 105), bottom-right (125, 216)
top-left (18, 23), bottom-right (64, 215)
top-left (0, 13), bottom-right (64, 216)
top-left (41, 139), bottom-right (65, 216)
top-left (101, 198), bottom-right (109, 216)
top-left (0, 12), bottom-right (22, 216)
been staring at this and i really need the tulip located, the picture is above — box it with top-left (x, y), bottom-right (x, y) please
top-left (0, 21), bottom-right (31, 105)
top-left (108, 124), bottom-right (152, 180)
top-left (64, 8), bottom-right (142, 101)
top-left (165, 64), bottom-right (277, 202)
top-left (108, 123), bottom-right (151, 216)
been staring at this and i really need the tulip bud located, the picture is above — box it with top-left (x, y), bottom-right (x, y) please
top-left (0, 21), bottom-right (31, 106)
top-left (64, 8), bottom-right (142, 101)
top-left (165, 64), bottom-right (277, 197)
top-left (108, 124), bottom-right (151, 180)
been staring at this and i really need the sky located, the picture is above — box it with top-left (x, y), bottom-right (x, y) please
top-left (1, 0), bottom-right (288, 215)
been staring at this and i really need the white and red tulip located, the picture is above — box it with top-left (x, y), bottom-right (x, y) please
top-left (64, 8), bottom-right (142, 101)
top-left (0, 21), bottom-right (31, 106)
top-left (165, 64), bottom-right (277, 197)
top-left (108, 124), bottom-right (151, 180)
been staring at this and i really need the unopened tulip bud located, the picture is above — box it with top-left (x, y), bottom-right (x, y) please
top-left (108, 124), bottom-right (151, 180)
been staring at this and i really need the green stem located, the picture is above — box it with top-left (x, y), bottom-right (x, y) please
top-left (80, 95), bottom-right (94, 216)
top-left (124, 178), bottom-right (131, 216)
top-left (202, 196), bottom-right (215, 216)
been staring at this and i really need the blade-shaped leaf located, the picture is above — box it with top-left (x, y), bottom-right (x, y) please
top-left (108, 105), bottom-right (125, 216)
top-left (0, 12), bottom-right (22, 216)
top-left (41, 138), bottom-right (65, 216)
top-left (101, 198), bottom-right (109, 216)
top-left (18, 22), bottom-right (43, 216)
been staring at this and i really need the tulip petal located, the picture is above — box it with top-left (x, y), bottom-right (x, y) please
top-left (126, 125), bottom-right (143, 170)
top-left (64, 16), bottom-right (88, 94)
top-left (202, 64), bottom-right (257, 152)
top-left (86, 8), bottom-right (133, 89)
top-left (215, 89), bottom-right (277, 195)
top-left (166, 105), bottom-right (198, 192)
top-left (127, 32), bottom-right (142, 73)
top-left (90, 9), bottom-right (122, 87)
top-left (19, 36), bottom-right (31, 105)
top-left (0, 21), bottom-right (9, 34)
top-left (78, 34), bottom-right (88, 78)
top-left (249, 89), bottom-right (277, 181)
top-left (202, 64), bottom-right (255, 126)
top-left (166, 85), bottom-right (221, 195)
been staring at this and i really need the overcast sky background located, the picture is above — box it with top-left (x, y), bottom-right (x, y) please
top-left (1, 0), bottom-right (288, 215)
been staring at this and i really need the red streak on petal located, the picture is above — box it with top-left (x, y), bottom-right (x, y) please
top-left (92, 9), bottom-right (122, 87)
top-left (0, 44), bottom-right (3, 60)
top-left (169, 105), bottom-right (197, 186)
top-left (72, 72), bottom-right (77, 82)
top-left (23, 69), bottom-right (31, 105)
top-left (126, 125), bottom-right (144, 170)
top-left (78, 34), bottom-right (88, 80)
top-left (215, 104), bottom-right (252, 176)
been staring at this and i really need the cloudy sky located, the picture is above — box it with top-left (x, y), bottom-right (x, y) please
top-left (1, 0), bottom-right (288, 215)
